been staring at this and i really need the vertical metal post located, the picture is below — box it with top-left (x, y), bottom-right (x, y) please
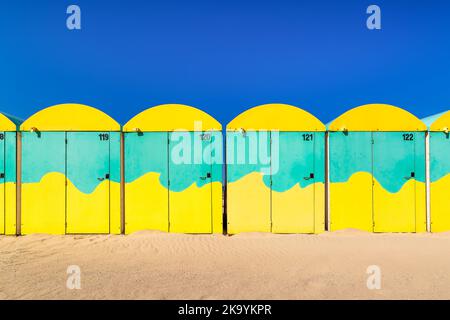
top-left (16, 131), bottom-right (21, 236)
top-left (325, 131), bottom-right (330, 232)
top-left (425, 131), bottom-right (431, 232)
top-left (120, 132), bottom-right (125, 234)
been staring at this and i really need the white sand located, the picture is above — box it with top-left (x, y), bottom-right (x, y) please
top-left (1, 230), bottom-right (450, 299)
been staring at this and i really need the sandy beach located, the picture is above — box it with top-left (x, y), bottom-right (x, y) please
top-left (1, 230), bottom-right (450, 300)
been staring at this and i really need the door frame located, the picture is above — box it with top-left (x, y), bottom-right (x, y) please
top-left (65, 131), bottom-right (112, 235)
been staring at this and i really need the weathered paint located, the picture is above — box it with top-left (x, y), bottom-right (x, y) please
top-left (329, 104), bottom-right (427, 233)
top-left (226, 104), bottom-right (326, 234)
top-left (123, 105), bottom-right (223, 234)
top-left (428, 111), bottom-right (450, 232)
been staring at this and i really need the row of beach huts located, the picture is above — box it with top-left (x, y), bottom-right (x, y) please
top-left (0, 103), bottom-right (448, 235)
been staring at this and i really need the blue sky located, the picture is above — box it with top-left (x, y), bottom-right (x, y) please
top-left (0, 0), bottom-right (449, 125)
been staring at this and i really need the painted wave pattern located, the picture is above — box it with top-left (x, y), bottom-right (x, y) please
top-left (329, 132), bottom-right (426, 194)
top-left (430, 132), bottom-right (450, 183)
top-left (226, 131), bottom-right (325, 192)
top-left (124, 131), bottom-right (223, 192)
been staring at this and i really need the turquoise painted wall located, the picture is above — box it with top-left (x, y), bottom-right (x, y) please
top-left (227, 131), bottom-right (325, 189)
top-left (329, 131), bottom-right (425, 192)
top-left (22, 131), bottom-right (120, 193)
top-left (125, 131), bottom-right (222, 191)
top-left (430, 132), bottom-right (450, 182)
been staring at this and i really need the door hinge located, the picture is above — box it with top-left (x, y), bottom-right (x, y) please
top-left (168, 180), bottom-right (170, 186)
top-left (65, 139), bottom-right (68, 144)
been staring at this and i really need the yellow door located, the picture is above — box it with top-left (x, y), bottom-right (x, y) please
top-left (271, 132), bottom-right (315, 233)
top-left (66, 132), bottom-right (110, 234)
top-left (430, 132), bottom-right (450, 231)
top-left (373, 132), bottom-right (416, 232)
top-left (329, 132), bottom-right (374, 231)
top-left (168, 131), bottom-right (212, 233)
top-left (226, 131), bottom-right (271, 233)
top-left (0, 132), bottom-right (4, 234)
top-left (21, 132), bottom-right (66, 235)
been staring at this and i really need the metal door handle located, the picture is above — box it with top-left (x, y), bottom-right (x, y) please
top-left (98, 174), bottom-right (110, 181)
top-left (200, 173), bottom-right (211, 180)
top-left (303, 173), bottom-right (314, 180)
top-left (403, 172), bottom-right (415, 180)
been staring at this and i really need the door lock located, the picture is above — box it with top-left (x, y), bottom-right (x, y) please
top-left (403, 172), bottom-right (415, 180)
top-left (0, 173), bottom-right (4, 179)
top-left (98, 174), bottom-right (110, 181)
top-left (303, 173), bottom-right (314, 180)
top-left (200, 172), bottom-right (212, 180)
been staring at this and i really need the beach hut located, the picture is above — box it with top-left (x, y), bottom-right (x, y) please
top-left (20, 104), bottom-right (121, 235)
top-left (0, 113), bottom-right (21, 235)
top-left (328, 104), bottom-right (427, 232)
top-left (123, 104), bottom-right (223, 234)
top-left (423, 111), bottom-right (450, 232)
top-left (226, 104), bottom-right (326, 234)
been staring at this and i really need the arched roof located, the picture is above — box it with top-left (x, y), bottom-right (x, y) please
top-left (328, 104), bottom-right (426, 132)
top-left (123, 104), bottom-right (221, 132)
top-left (423, 110), bottom-right (450, 132)
top-left (0, 112), bottom-right (21, 131)
top-left (226, 103), bottom-right (325, 131)
top-left (20, 104), bottom-right (120, 131)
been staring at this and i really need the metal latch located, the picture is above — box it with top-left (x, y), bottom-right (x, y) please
top-left (303, 173), bottom-right (314, 180)
top-left (200, 172), bottom-right (211, 180)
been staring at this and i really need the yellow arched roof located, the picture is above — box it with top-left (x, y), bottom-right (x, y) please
top-left (0, 113), bottom-right (20, 131)
top-left (226, 103), bottom-right (325, 131)
top-left (328, 104), bottom-right (426, 131)
top-left (430, 110), bottom-right (450, 132)
top-left (123, 104), bottom-right (221, 132)
top-left (20, 104), bottom-right (120, 131)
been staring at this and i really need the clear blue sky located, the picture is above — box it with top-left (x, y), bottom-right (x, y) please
top-left (0, 0), bottom-right (449, 125)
